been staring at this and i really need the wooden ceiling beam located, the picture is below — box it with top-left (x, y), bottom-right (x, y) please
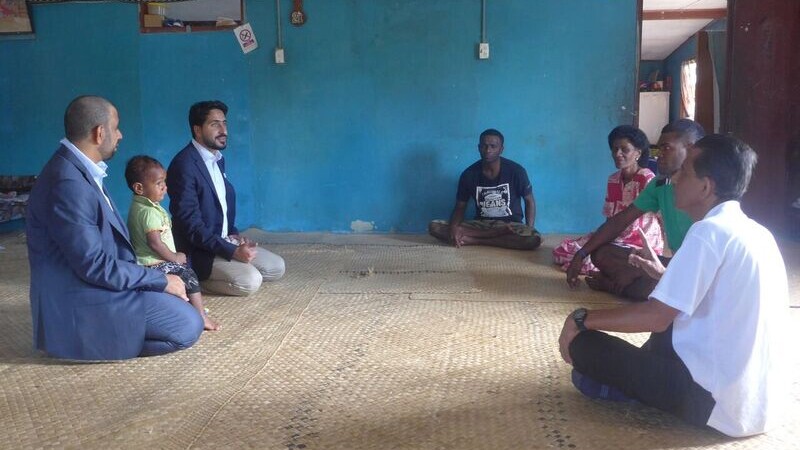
top-left (643, 8), bottom-right (727, 20)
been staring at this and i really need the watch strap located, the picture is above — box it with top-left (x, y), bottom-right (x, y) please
top-left (573, 308), bottom-right (588, 332)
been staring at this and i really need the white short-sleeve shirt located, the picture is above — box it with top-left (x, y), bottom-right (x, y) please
top-left (651, 201), bottom-right (790, 437)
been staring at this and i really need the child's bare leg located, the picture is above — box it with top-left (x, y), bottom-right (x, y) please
top-left (188, 292), bottom-right (220, 331)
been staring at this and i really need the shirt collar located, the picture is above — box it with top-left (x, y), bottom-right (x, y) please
top-left (192, 139), bottom-right (222, 163)
top-left (704, 200), bottom-right (740, 220)
top-left (132, 194), bottom-right (161, 208)
top-left (61, 138), bottom-right (108, 180)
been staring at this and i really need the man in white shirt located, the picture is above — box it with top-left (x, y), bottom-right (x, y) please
top-left (168, 101), bottom-right (285, 296)
top-left (558, 134), bottom-right (789, 437)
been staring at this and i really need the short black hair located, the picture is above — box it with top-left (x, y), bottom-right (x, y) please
top-left (661, 119), bottom-right (705, 144)
top-left (64, 95), bottom-right (113, 142)
top-left (479, 128), bottom-right (504, 145)
top-left (188, 100), bottom-right (228, 135)
top-left (608, 125), bottom-right (650, 168)
top-left (125, 155), bottom-right (163, 192)
top-left (693, 134), bottom-right (757, 202)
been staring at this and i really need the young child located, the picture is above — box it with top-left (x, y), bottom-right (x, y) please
top-left (125, 155), bottom-right (219, 331)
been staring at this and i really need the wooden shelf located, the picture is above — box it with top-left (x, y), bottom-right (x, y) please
top-left (138, 3), bottom-right (241, 34)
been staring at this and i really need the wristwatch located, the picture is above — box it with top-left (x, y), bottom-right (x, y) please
top-left (572, 308), bottom-right (588, 332)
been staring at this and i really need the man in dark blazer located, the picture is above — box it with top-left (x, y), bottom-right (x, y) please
top-left (167, 100), bottom-right (284, 297)
top-left (26, 95), bottom-right (203, 360)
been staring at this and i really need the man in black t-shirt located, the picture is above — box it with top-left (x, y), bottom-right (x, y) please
top-left (429, 129), bottom-right (541, 250)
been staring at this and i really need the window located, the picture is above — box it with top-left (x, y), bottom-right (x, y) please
top-left (140, 0), bottom-right (243, 33)
top-left (680, 59), bottom-right (697, 120)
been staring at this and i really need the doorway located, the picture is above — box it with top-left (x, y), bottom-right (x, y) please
top-left (636, 0), bottom-right (728, 142)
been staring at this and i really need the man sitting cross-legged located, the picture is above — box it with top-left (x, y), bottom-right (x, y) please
top-left (558, 134), bottom-right (789, 437)
top-left (429, 128), bottom-right (541, 250)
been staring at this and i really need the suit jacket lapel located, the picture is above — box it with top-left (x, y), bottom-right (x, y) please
top-left (188, 143), bottom-right (217, 193)
top-left (102, 185), bottom-right (130, 240)
top-left (57, 146), bottom-right (131, 242)
top-left (188, 143), bottom-right (225, 211)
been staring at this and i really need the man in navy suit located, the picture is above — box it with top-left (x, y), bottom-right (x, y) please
top-left (26, 95), bottom-right (203, 360)
top-left (167, 101), bottom-right (285, 296)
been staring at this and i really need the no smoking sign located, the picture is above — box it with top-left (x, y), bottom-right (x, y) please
top-left (234, 23), bottom-right (258, 54)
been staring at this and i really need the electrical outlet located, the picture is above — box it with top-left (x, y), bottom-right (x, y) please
top-left (478, 42), bottom-right (490, 60)
top-left (274, 48), bottom-right (285, 64)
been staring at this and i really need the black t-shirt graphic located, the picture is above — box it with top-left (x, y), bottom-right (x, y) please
top-left (456, 157), bottom-right (533, 223)
top-left (476, 183), bottom-right (512, 217)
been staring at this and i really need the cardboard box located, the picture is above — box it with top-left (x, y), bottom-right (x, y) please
top-left (143, 14), bottom-right (164, 28)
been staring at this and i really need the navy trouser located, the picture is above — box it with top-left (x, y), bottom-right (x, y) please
top-left (569, 325), bottom-right (716, 427)
top-left (139, 292), bottom-right (203, 357)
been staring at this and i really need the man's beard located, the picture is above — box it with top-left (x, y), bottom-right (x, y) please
top-left (204, 135), bottom-right (227, 151)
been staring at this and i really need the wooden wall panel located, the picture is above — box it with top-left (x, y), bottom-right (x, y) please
top-left (694, 31), bottom-right (715, 134)
top-left (725, 0), bottom-right (800, 234)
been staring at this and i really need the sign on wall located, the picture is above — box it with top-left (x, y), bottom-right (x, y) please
top-left (0, 0), bottom-right (33, 35)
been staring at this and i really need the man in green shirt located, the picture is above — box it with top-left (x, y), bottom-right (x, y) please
top-left (566, 119), bottom-right (705, 300)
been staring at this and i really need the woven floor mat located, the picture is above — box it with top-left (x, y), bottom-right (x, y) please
top-left (244, 228), bottom-right (437, 247)
top-left (0, 236), bottom-right (34, 360)
top-left (0, 247), bottom-right (352, 449)
top-left (0, 230), bottom-right (26, 246)
top-left (320, 246), bottom-right (479, 294)
top-left (188, 296), bottom-right (800, 449)
top-left (410, 240), bottom-right (623, 305)
top-left (0, 290), bottom-right (31, 361)
top-left (2, 232), bottom-right (799, 449)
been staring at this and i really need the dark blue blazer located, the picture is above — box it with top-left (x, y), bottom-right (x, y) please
top-left (26, 145), bottom-right (169, 360)
top-left (167, 143), bottom-right (238, 280)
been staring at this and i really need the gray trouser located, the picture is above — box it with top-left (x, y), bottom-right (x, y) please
top-left (201, 247), bottom-right (285, 296)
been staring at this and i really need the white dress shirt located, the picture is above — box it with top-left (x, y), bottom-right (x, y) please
top-left (192, 139), bottom-right (229, 238)
top-left (61, 138), bottom-right (113, 208)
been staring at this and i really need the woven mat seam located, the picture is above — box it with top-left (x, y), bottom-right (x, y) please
top-left (184, 287), bottom-right (321, 450)
top-left (406, 297), bottom-right (621, 305)
top-left (264, 242), bottom-right (438, 249)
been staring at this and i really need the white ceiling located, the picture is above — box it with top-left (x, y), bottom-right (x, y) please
top-left (641, 0), bottom-right (727, 60)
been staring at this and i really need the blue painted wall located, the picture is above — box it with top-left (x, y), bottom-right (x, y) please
top-left (1, 1), bottom-right (639, 234)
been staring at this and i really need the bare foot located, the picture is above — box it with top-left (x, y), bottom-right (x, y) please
top-left (203, 314), bottom-right (220, 331)
top-left (458, 234), bottom-right (479, 246)
top-left (451, 225), bottom-right (466, 247)
top-left (585, 271), bottom-right (613, 292)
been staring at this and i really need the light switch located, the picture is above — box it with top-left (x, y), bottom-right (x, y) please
top-left (478, 42), bottom-right (490, 60)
